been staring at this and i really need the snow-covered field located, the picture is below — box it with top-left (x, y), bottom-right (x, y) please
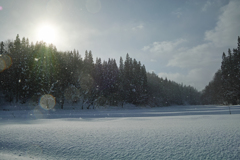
top-left (0, 105), bottom-right (240, 159)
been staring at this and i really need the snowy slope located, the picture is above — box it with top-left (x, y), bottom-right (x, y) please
top-left (0, 105), bottom-right (240, 159)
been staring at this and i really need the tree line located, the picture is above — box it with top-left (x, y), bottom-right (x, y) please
top-left (201, 36), bottom-right (240, 105)
top-left (0, 34), bottom-right (200, 109)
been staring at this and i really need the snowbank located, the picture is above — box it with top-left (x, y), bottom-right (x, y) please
top-left (0, 105), bottom-right (240, 159)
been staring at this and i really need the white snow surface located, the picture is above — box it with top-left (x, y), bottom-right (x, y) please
top-left (0, 105), bottom-right (240, 160)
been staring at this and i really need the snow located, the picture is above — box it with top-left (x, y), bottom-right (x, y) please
top-left (0, 105), bottom-right (240, 159)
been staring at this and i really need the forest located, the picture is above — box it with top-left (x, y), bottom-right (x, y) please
top-left (201, 36), bottom-right (240, 105)
top-left (1, 35), bottom-right (239, 109)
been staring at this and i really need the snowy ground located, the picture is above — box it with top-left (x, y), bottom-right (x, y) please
top-left (0, 105), bottom-right (240, 159)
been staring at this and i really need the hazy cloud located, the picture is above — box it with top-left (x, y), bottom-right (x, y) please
top-left (155, 0), bottom-right (240, 90)
top-left (143, 39), bottom-right (186, 56)
top-left (202, 1), bottom-right (212, 12)
top-left (172, 8), bottom-right (182, 18)
top-left (158, 68), bottom-right (215, 90)
top-left (168, 0), bottom-right (240, 69)
top-left (167, 43), bottom-right (220, 68)
top-left (132, 24), bottom-right (144, 31)
top-left (150, 59), bottom-right (157, 62)
top-left (204, 0), bottom-right (240, 47)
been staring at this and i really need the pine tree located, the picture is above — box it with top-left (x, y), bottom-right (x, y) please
top-left (221, 49), bottom-right (238, 104)
top-left (11, 34), bottom-right (22, 102)
top-left (139, 64), bottom-right (148, 104)
top-left (79, 50), bottom-right (95, 109)
top-left (0, 41), bottom-right (4, 55)
top-left (118, 56), bottom-right (125, 107)
top-left (93, 57), bottom-right (103, 106)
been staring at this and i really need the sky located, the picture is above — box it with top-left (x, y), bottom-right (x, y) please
top-left (0, 0), bottom-right (239, 91)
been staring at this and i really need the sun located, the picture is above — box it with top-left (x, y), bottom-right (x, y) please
top-left (37, 24), bottom-right (56, 44)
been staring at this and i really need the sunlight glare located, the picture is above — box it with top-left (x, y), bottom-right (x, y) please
top-left (37, 24), bottom-right (56, 44)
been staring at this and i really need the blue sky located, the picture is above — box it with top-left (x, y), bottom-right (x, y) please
top-left (0, 0), bottom-right (239, 90)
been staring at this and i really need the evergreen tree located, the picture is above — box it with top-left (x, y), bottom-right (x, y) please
top-left (118, 56), bottom-right (125, 107)
top-left (204, 36), bottom-right (240, 105)
top-left (0, 34), bottom-right (203, 108)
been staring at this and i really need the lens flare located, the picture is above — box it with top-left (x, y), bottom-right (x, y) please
top-left (0, 58), bottom-right (6, 72)
top-left (0, 55), bottom-right (12, 72)
top-left (0, 6), bottom-right (3, 11)
top-left (40, 94), bottom-right (56, 110)
top-left (2, 55), bottom-right (12, 69)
